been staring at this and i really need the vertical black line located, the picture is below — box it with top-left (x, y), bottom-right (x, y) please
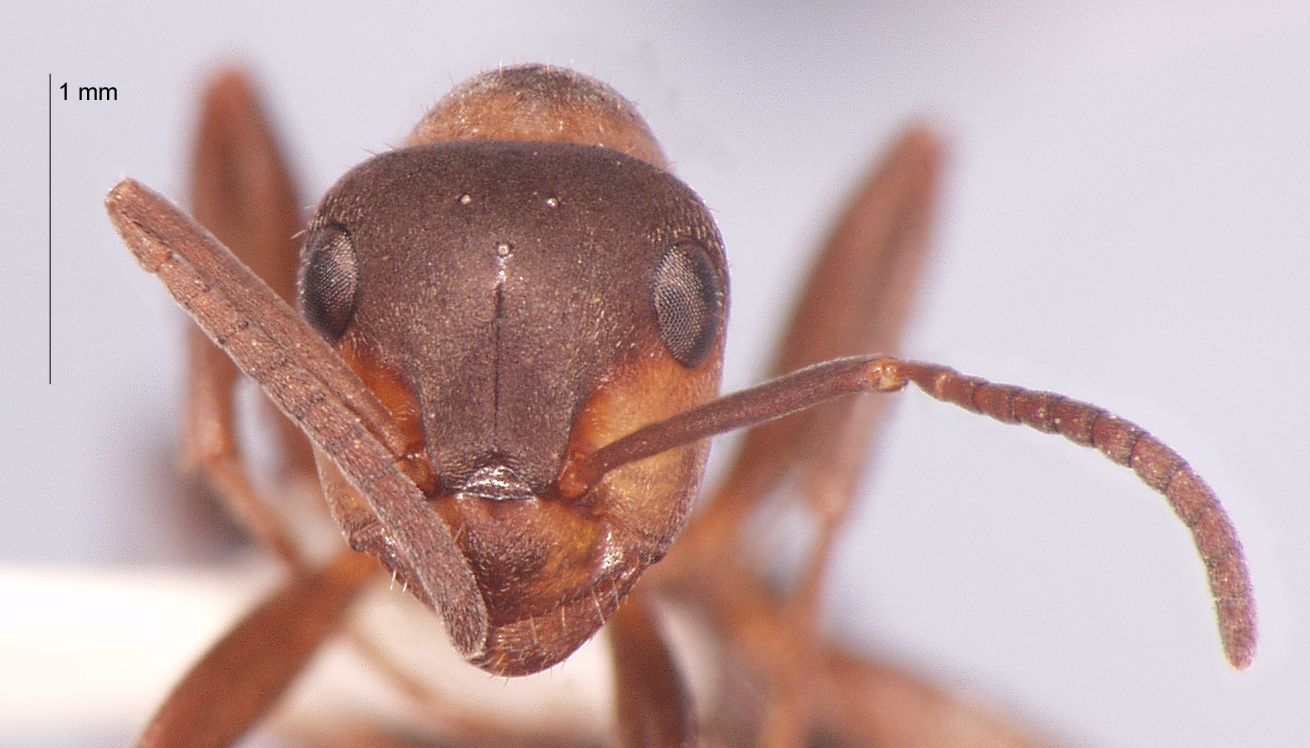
top-left (48, 73), bottom-right (52, 384)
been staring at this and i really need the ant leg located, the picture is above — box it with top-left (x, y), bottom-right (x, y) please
top-left (182, 70), bottom-right (314, 565)
top-left (813, 647), bottom-right (1048, 747)
top-left (659, 129), bottom-right (939, 742)
top-left (657, 546), bottom-right (1046, 746)
top-left (682, 126), bottom-right (940, 555)
top-left (320, 628), bottom-right (605, 748)
top-left (608, 588), bottom-right (696, 747)
top-left (280, 719), bottom-right (602, 748)
top-left (136, 549), bottom-right (376, 748)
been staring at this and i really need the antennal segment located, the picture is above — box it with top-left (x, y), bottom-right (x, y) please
top-left (901, 360), bottom-right (1256, 670)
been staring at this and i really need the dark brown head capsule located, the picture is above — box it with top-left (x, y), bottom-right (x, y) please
top-left (299, 65), bottom-right (728, 673)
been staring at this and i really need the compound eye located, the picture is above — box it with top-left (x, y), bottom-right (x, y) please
top-left (299, 224), bottom-right (359, 342)
top-left (652, 242), bottom-right (722, 367)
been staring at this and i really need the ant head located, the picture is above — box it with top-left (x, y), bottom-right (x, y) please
top-left (298, 66), bottom-right (728, 672)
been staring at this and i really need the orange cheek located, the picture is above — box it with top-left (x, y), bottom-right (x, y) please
top-left (566, 342), bottom-right (724, 543)
top-left (336, 332), bottom-right (435, 494)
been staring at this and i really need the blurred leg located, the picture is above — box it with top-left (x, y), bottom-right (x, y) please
top-left (183, 69), bottom-right (313, 564)
top-left (682, 127), bottom-right (940, 558)
top-left (608, 589), bottom-right (696, 747)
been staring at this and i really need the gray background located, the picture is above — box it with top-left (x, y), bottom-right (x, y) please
top-left (2, 2), bottom-right (1307, 745)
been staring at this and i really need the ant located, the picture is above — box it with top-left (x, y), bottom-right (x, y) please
top-left (106, 64), bottom-right (1254, 746)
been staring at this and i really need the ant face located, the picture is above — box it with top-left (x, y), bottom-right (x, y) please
top-left (300, 139), bottom-right (727, 672)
